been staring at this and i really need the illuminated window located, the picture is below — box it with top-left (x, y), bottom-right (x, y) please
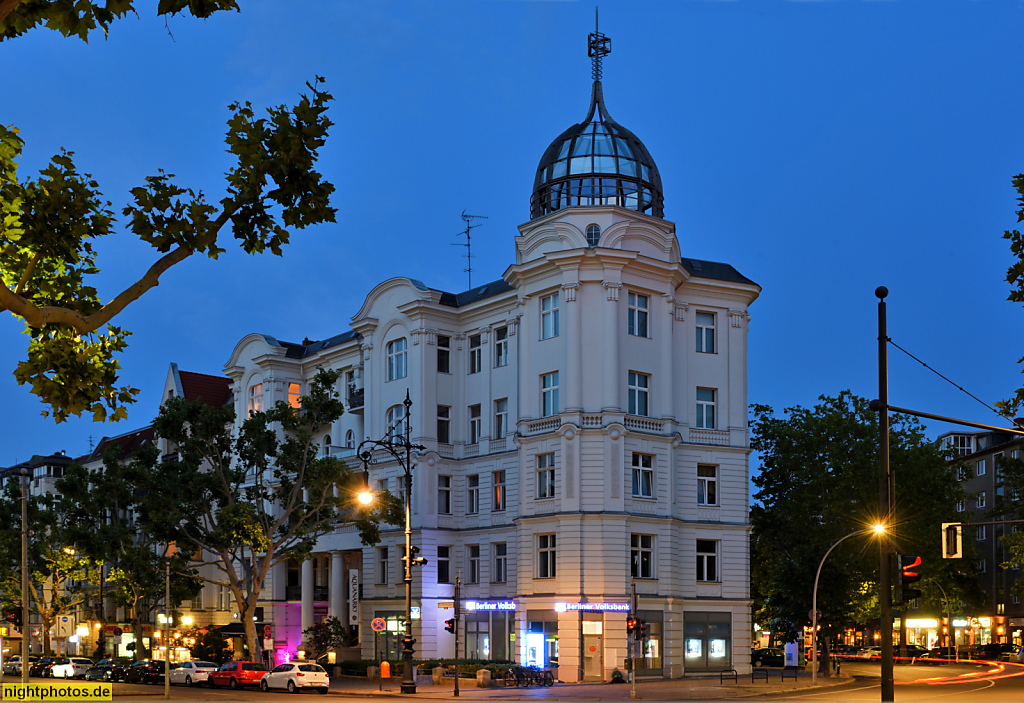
top-left (247, 383), bottom-right (263, 416)
top-left (288, 382), bottom-right (301, 410)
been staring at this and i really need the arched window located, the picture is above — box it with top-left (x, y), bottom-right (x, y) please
top-left (585, 223), bottom-right (601, 247)
top-left (247, 383), bottom-right (264, 416)
top-left (386, 405), bottom-right (407, 440)
top-left (345, 430), bottom-right (355, 449)
top-left (386, 338), bottom-right (408, 381)
top-left (323, 435), bottom-right (332, 456)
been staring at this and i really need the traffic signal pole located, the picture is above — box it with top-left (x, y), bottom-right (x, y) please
top-left (876, 287), bottom-right (894, 702)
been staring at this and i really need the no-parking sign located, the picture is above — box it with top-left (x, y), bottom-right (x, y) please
top-left (370, 618), bottom-right (387, 632)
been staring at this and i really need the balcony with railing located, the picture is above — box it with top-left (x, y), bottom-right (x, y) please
top-left (346, 385), bottom-right (364, 413)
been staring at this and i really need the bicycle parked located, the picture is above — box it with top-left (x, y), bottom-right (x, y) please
top-left (494, 665), bottom-right (554, 687)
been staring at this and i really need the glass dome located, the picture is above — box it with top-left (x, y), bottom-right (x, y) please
top-left (531, 81), bottom-right (664, 220)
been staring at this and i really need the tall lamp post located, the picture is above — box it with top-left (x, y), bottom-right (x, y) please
top-left (811, 524), bottom-right (886, 687)
top-left (358, 391), bottom-right (426, 695)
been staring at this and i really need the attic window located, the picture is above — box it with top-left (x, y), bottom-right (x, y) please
top-left (586, 224), bottom-right (601, 247)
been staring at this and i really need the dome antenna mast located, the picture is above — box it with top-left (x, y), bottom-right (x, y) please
top-left (453, 210), bottom-right (487, 289)
top-left (588, 7), bottom-right (611, 81)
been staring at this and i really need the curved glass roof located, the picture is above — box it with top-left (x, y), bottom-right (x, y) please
top-left (531, 81), bottom-right (664, 220)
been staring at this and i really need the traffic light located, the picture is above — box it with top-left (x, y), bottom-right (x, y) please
top-left (444, 618), bottom-right (456, 634)
top-left (2, 607), bottom-right (19, 628)
top-left (626, 617), bottom-right (638, 636)
top-left (410, 545), bottom-right (427, 566)
top-left (899, 555), bottom-right (922, 602)
top-left (636, 619), bottom-right (646, 640)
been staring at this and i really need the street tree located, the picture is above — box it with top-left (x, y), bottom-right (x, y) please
top-left (0, 75), bottom-right (336, 423)
top-left (750, 392), bottom-right (981, 666)
top-left (302, 616), bottom-right (350, 661)
top-left (134, 368), bottom-right (400, 661)
top-left (998, 174), bottom-right (1024, 418)
top-left (0, 0), bottom-right (239, 41)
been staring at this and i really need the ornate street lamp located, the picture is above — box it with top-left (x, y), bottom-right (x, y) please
top-left (358, 390), bottom-right (426, 694)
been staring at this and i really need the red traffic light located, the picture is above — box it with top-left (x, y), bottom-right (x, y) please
top-left (626, 617), bottom-right (637, 633)
top-left (444, 618), bottom-right (456, 634)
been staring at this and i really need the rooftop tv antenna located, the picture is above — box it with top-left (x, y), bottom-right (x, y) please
top-left (588, 7), bottom-right (611, 81)
top-left (453, 210), bottom-right (487, 289)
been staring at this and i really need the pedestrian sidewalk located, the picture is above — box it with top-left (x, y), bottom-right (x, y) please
top-left (328, 669), bottom-right (853, 700)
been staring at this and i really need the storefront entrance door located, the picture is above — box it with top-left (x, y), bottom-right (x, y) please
top-left (583, 635), bottom-right (602, 680)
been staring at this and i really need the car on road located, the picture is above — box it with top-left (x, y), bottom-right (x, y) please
top-left (974, 643), bottom-right (1017, 661)
top-left (168, 660), bottom-right (218, 687)
top-left (919, 646), bottom-right (957, 664)
top-left (207, 661), bottom-right (269, 689)
top-left (84, 658), bottom-right (132, 682)
top-left (50, 658), bottom-right (93, 679)
top-left (858, 646), bottom-right (883, 660)
top-left (123, 660), bottom-right (165, 685)
top-left (3, 655), bottom-right (38, 676)
top-left (259, 662), bottom-right (329, 694)
top-left (29, 657), bottom-right (57, 677)
top-left (895, 644), bottom-right (930, 660)
top-left (750, 648), bottom-right (785, 667)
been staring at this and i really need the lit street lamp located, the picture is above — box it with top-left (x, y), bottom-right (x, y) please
top-left (357, 391), bottom-right (426, 694)
top-left (811, 524), bottom-right (886, 687)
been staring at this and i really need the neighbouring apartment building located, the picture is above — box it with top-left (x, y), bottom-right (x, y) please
top-left (934, 429), bottom-right (1024, 648)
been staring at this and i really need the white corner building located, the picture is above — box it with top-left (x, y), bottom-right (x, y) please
top-left (222, 34), bottom-right (760, 680)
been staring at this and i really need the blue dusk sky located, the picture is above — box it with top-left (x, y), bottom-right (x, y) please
top-left (2, 1), bottom-right (1023, 473)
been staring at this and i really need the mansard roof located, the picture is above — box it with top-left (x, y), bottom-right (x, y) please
top-left (682, 258), bottom-right (757, 286)
top-left (435, 279), bottom-right (515, 308)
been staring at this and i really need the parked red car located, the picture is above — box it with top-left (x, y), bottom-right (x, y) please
top-left (207, 661), bottom-right (269, 689)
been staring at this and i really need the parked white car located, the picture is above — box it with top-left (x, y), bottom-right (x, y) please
top-left (168, 660), bottom-right (219, 687)
top-left (50, 658), bottom-right (93, 679)
top-left (2, 656), bottom-right (37, 676)
top-left (259, 663), bottom-right (329, 694)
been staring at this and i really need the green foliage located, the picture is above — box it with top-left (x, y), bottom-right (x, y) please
top-left (302, 616), bottom-right (349, 660)
top-left (0, 0), bottom-right (240, 42)
top-left (187, 628), bottom-right (230, 664)
top-left (0, 78), bottom-right (335, 423)
top-left (134, 368), bottom-right (381, 660)
top-left (750, 392), bottom-right (982, 642)
top-left (998, 174), bottom-right (1024, 418)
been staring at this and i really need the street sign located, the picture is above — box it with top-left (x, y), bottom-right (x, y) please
top-left (370, 618), bottom-right (387, 632)
top-left (113, 627), bottom-right (123, 637)
top-left (263, 624), bottom-right (273, 640)
top-left (438, 601), bottom-right (455, 609)
top-left (410, 606), bottom-right (420, 619)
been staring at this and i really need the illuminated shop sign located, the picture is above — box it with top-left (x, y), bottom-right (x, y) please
top-left (951, 617), bottom-right (991, 628)
top-left (554, 602), bottom-right (630, 612)
top-left (464, 600), bottom-right (517, 611)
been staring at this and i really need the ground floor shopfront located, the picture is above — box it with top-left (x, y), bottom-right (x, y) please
top-left (362, 596), bottom-right (750, 681)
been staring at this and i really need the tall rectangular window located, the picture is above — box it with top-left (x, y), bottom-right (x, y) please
top-left (468, 545), bottom-right (481, 584)
top-left (492, 470), bottom-right (506, 512)
top-left (696, 312), bottom-right (716, 353)
top-left (287, 382), bottom-right (301, 410)
top-left (537, 453), bottom-right (556, 499)
top-left (631, 534), bottom-right (654, 579)
top-left (247, 383), bottom-right (263, 416)
top-left (696, 540), bottom-right (718, 582)
top-left (977, 459), bottom-right (987, 476)
top-left (437, 546), bottom-right (451, 583)
top-left (493, 543), bottom-right (507, 583)
top-left (627, 292), bottom-right (649, 337)
top-left (632, 453), bottom-right (654, 498)
top-left (628, 371), bottom-right (650, 416)
top-left (377, 546), bottom-right (389, 584)
top-left (494, 398), bottom-right (509, 438)
top-left (494, 327), bottom-right (508, 367)
top-left (697, 465), bottom-right (718, 506)
top-left (977, 492), bottom-right (987, 509)
top-left (469, 404), bottom-right (482, 444)
top-left (541, 293), bottom-right (560, 339)
top-left (997, 452), bottom-right (1005, 496)
top-left (467, 474), bottom-right (480, 515)
top-left (469, 334), bottom-right (482, 374)
top-left (537, 534), bottom-right (556, 578)
top-left (977, 526), bottom-right (987, 540)
top-left (386, 338), bottom-right (408, 381)
top-left (438, 475), bottom-right (452, 515)
top-left (541, 372), bottom-right (559, 417)
top-left (696, 388), bottom-right (716, 429)
top-left (437, 335), bottom-right (451, 373)
top-left (437, 405), bottom-right (451, 444)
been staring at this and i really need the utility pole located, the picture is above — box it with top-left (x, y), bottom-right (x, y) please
top-left (630, 581), bottom-right (639, 700)
top-left (876, 287), bottom-right (894, 702)
top-left (21, 468), bottom-right (29, 684)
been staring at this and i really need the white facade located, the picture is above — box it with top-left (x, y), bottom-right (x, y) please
top-left (222, 197), bottom-right (758, 678)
